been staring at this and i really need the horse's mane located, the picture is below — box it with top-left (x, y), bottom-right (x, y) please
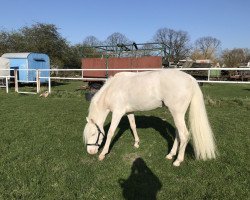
top-left (92, 77), bottom-right (114, 103)
top-left (88, 77), bottom-right (114, 115)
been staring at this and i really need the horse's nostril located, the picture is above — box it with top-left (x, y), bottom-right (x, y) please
top-left (88, 148), bottom-right (97, 155)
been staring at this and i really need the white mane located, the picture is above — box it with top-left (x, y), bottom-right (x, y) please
top-left (88, 76), bottom-right (114, 116)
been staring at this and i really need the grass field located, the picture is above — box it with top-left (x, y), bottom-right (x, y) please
top-left (0, 82), bottom-right (249, 199)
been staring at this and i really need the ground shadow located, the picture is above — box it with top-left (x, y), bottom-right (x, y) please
top-left (118, 157), bottom-right (162, 200)
top-left (51, 81), bottom-right (69, 87)
top-left (243, 88), bottom-right (250, 92)
top-left (103, 115), bottom-right (195, 159)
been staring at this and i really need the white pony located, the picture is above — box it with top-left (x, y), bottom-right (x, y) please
top-left (83, 70), bottom-right (217, 166)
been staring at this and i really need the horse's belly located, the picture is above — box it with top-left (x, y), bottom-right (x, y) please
top-left (126, 98), bottom-right (163, 112)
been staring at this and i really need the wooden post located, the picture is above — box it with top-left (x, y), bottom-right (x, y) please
top-left (14, 69), bottom-right (18, 92)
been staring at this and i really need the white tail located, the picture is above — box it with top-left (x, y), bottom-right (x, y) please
top-left (189, 82), bottom-right (217, 160)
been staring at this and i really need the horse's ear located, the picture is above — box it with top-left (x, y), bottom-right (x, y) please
top-left (86, 117), bottom-right (95, 124)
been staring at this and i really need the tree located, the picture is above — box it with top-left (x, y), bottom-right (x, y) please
top-left (0, 30), bottom-right (25, 55)
top-left (194, 36), bottom-right (221, 60)
top-left (221, 48), bottom-right (248, 67)
top-left (140, 43), bottom-right (158, 56)
top-left (79, 36), bottom-right (102, 58)
top-left (82, 35), bottom-right (101, 46)
top-left (20, 23), bottom-right (70, 66)
top-left (0, 31), bottom-right (10, 55)
top-left (105, 32), bottom-right (130, 53)
top-left (243, 48), bottom-right (250, 63)
top-left (153, 28), bottom-right (191, 62)
top-left (0, 23), bottom-right (82, 68)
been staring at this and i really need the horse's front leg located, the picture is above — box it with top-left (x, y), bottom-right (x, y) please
top-left (127, 114), bottom-right (140, 148)
top-left (99, 111), bottom-right (124, 161)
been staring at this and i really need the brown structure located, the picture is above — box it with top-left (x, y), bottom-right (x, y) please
top-left (82, 56), bottom-right (162, 79)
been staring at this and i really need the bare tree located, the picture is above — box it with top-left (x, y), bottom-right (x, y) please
top-left (105, 32), bottom-right (129, 45)
top-left (222, 48), bottom-right (248, 67)
top-left (194, 36), bottom-right (221, 60)
top-left (172, 30), bottom-right (191, 61)
top-left (153, 28), bottom-right (191, 62)
top-left (243, 48), bottom-right (250, 62)
top-left (140, 43), bottom-right (158, 56)
top-left (82, 35), bottom-right (101, 46)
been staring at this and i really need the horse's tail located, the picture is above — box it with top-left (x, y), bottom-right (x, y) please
top-left (189, 80), bottom-right (217, 160)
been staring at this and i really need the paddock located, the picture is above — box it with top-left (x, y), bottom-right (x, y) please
top-left (0, 82), bottom-right (249, 199)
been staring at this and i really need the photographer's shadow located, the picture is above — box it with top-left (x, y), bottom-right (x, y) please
top-left (119, 157), bottom-right (162, 200)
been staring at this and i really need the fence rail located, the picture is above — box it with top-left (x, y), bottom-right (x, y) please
top-left (0, 68), bottom-right (249, 94)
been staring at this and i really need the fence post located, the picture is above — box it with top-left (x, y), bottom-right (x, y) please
top-left (36, 69), bottom-right (40, 93)
top-left (208, 69), bottom-right (211, 81)
top-left (14, 69), bottom-right (18, 92)
top-left (6, 77), bottom-right (8, 93)
top-left (48, 77), bottom-right (51, 93)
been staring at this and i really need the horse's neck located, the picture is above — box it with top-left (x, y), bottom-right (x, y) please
top-left (88, 78), bottom-right (113, 127)
top-left (88, 100), bottom-right (109, 127)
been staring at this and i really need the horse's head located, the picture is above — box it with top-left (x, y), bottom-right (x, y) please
top-left (83, 117), bottom-right (105, 155)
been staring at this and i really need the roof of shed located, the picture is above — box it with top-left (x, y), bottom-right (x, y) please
top-left (0, 57), bottom-right (10, 68)
top-left (1, 53), bottom-right (31, 58)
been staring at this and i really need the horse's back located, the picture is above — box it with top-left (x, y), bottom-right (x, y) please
top-left (113, 69), bottom-right (193, 80)
top-left (111, 70), bottom-right (194, 91)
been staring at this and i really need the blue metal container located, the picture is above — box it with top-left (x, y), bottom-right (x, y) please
top-left (1, 53), bottom-right (50, 83)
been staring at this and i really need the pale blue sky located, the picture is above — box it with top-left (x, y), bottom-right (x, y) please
top-left (0, 0), bottom-right (249, 49)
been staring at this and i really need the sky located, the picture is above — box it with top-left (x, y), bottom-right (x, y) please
top-left (0, 0), bottom-right (249, 49)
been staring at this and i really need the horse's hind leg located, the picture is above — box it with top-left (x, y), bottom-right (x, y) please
top-left (127, 114), bottom-right (140, 148)
top-left (172, 113), bottom-right (190, 167)
top-left (166, 132), bottom-right (179, 160)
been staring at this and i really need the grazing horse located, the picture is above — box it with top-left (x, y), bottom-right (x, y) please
top-left (83, 70), bottom-right (217, 166)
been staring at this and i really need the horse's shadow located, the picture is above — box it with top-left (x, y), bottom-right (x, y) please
top-left (103, 115), bottom-right (195, 159)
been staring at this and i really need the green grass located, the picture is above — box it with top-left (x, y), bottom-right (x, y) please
top-left (0, 82), bottom-right (249, 199)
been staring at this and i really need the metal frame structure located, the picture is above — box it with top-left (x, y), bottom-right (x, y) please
top-left (83, 43), bottom-right (170, 74)
top-left (83, 43), bottom-right (168, 56)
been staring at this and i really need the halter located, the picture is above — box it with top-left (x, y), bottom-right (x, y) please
top-left (86, 123), bottom-right (105, 147)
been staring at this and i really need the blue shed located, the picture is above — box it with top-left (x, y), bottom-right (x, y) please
top-left (1, 53), bottom-right (50, 83)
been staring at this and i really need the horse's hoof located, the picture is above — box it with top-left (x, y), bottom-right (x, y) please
top-left (173, 160), bottom-right (181, 167)
top-left (98, 154), bottom-right (105, 161)
top-left (134, 143), bottom-right (139, 148)
top-left (166, 154), bottom-right (173, 160)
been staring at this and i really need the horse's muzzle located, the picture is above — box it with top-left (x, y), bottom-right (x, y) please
top-left (87, 147), bottom-right (98, 155)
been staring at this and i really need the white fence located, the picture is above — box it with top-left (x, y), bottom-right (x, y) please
top-left (0, 68), bottom-right (249, 94)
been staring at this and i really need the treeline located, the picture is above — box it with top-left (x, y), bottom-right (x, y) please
top-left (0, 22), bottom-right (249, 68)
